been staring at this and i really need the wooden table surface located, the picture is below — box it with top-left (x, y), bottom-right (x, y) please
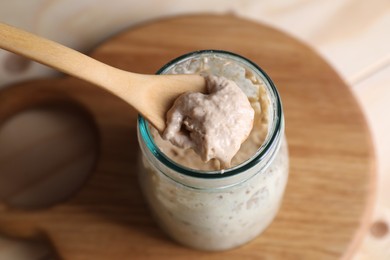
top-left (0, 15), bottom-right (375, 259)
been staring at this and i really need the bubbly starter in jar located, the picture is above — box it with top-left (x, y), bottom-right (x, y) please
top-left (137, 52), bottom-right (289, 251)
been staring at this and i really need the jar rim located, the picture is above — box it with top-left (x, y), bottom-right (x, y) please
top-left (138, 50), bottom-right (283, 179)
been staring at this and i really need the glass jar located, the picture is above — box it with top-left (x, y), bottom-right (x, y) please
top-left (137, 50), bottom-right (289, 251)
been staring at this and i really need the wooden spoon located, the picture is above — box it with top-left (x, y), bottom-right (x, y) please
top-left (0, 23), bottom-right (206, 132)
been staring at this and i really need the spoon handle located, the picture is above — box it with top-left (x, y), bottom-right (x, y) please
top-left (0, 22), bottom-right (132, 95)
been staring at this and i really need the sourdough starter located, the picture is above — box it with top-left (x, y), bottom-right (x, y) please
top-left (137, 51), bottom-right (289, 251)
top-left (163, 75), bottom-right (254, 169)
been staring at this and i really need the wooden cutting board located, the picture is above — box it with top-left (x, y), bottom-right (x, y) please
top-left (0, 15), bottom-right (375, 259)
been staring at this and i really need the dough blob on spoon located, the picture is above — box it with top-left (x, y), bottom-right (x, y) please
top-left (163, 75), bottom-right (255, 169)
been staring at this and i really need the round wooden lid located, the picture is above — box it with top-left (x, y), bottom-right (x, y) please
top-left (0, 15), bottom-right (375, 259)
